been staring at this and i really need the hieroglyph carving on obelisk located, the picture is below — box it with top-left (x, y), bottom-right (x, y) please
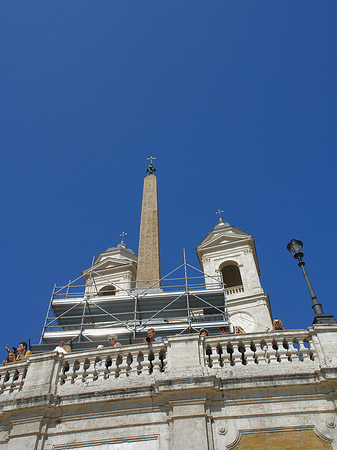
top-left (136, 161), bottom-right (161, 288)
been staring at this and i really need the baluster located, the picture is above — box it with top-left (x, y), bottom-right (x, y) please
top-left (225, 343), bottom-right (234, 366)
top-left (118, 354), bottom-right (129, 377)
top-left (206, 344), bottom-right (219, 369)
top-left (204, 344), bottom-right (212, 367)
top-left (59, 371), bottom-right (67, 385)
top-left (273, 339), bottom-right (281, 363)
top-left (107, 354), bottom-right (119, 378)
top-left (59, 361), bottom-right (68, 385)
top-left (72, 360), bottom-right (80, 383)
top-left (95, 357), bottom-right (106, 381)
top-left (244, 342), bottom-right (256, 365)
top-left (219, 344), bottom-right (230, 367)
top-left (12, 368), bottom-right (26, 392)
top-left (254, 344), bottom-right (266, 365)
top-left (287, 339), bottom-right (300, 362)
top-left (0, 372), bottom-right (6, 394)
top-left (85, 358), bottom-right (96, 382)
top-left (2, 370), bottom-right (15, 395)
top-left (263, 345), bottom-right (271, 364)
top-left (9, 370), bottom-right (19, 393)
top-left (126, 353), bottom-right (134, 376)
top-left (147, 350), bottom-right (155, 374)
top-left (115, 354), bottom-right (124, 377)
top-left (103, 364), bottom-right (110, 379)
top-left (152, 350), bottom-right (162, 374)
top-left (62, 360), bottom-right (77, 385)
top-left (223, 344), bottom-right (231, 367)
top-left (231, 343), bottom-right (242, 366)
top-left (277, 339), bottom-right (290, 363)
top-left (19, 368), bottom-right (27, 390)
top-left (264, 339), bottom-right (278, 364)
top-left (137, 352), bottom-right (144, 375)
top-left (216, 343), bottom-right (224, 368)
top-left (238, 342), bottom-right (247, 365)
top-left (304, 339), bottom-right (315, 360)
top-left (297, 339), bottom-right (310, 361)
top-left (76, 359), bottom-right (88, 383)
top-left (160, 349), bottom-right (167, 372)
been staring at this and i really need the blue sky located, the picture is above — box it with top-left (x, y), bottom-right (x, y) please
top-left (1, 1), bottom-right (336, 358)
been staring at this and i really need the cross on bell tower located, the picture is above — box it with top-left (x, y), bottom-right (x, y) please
top-left (119, 232), bottom-right (127, 245)
top-left (216, 209), bottom-right (224, 221)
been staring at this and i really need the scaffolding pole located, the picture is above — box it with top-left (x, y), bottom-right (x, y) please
top-left (183, 249), bottom-right (192, 333)
top-left (39, 284), bottom-right (56, 344)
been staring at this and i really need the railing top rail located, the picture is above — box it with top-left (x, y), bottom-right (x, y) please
top-left (60, 341), bottom-right (167, 360)
top-left (0, 360), bottom-right (28, 372)
top-left (204, 329), bottom-right (314, 343)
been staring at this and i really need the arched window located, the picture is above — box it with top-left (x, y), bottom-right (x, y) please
top-left (98, 285), bottom-right (116, 296)
top-left (220, 262), bottom-right (243, 288)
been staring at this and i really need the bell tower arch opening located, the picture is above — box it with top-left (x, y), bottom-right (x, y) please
top-left (219, 261), bottom-right (243, 289)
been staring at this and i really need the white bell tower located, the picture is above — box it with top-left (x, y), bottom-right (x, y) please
top-left (82, 241), bottom-right (137, 298)
top-left (196, 218), bottom-right (272, 332)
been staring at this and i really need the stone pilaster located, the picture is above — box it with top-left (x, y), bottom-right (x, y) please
top-left (136, 174), bottom-right (161, 288)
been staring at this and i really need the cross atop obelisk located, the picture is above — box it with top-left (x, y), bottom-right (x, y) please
top-left (136, 157), bottom-right (161, 289)
top-left (146, 156), bottom-right (156, 175)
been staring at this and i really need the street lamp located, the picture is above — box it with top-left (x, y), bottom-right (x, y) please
top-left (287, 239), bottom-right (336, 325)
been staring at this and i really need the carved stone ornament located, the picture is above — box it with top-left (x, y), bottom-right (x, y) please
top-left (218, 426), bottom-right (228, 435)
top-left (326, 419), bottom-right (336, 429)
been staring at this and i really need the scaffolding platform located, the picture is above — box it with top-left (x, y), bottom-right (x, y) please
top-left (39, 258), bottom-right (230, 350)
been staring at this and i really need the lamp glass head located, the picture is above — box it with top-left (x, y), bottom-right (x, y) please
top-left (287, 239), bottom-right (304, 260)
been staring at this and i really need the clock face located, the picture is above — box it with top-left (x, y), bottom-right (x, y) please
top-left (230, 312), bottom-right (256, 333)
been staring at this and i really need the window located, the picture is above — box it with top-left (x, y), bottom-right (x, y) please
top-left (98, 285), bottom-right (116, 296)
top-left (220, 262), bottom-right (243, 288)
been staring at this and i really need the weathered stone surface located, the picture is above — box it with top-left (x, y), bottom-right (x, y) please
top-left (1, 327), bottom-right (337, 449)
top-left (137, 174), bottom-right (161, 288)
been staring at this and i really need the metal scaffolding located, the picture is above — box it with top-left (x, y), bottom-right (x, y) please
top-left (39, 252), bottom-right (230, 346)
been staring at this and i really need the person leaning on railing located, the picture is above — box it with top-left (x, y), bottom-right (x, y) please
top-left (199, 328), bottom-right (209, 337)
top-left (143, 328), bottom-right (163, 344)
top-left (2, 350), bottom-right (16, 365)
top-left (219, 326), bottom-right (229, 336)
top-left (53, 341), bottom-right (70, 354)
top-left (273, 318), bottom-right (286, 330)
top-left (234, 326), bottom-right (245, 334)
top-left (16, 342), bottom-right (31, 361)
top-left (261, 320), bottom-right (286, 352)
top-left (108, 335), bottom-right (121, 347)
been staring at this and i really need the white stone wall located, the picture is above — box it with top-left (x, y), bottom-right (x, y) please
top-left (201, 245), bottom-right (262, 295)
top-left (198, 233), bottom-right (272, 332)
top-left (1, 326), bottom-right (337, 449)
top-left (226, 293), bottom-right (272, 332)
top-left (85, 269), bottom-right (135, 297)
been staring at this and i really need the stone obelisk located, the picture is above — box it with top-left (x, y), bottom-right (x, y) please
top-left (136, 157), bottom-right (161, 289)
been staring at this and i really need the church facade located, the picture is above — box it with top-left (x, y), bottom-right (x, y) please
top-left (1, 165), bottom-right (337, 450)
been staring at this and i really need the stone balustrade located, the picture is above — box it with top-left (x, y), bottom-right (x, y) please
top-left (0, 325), bottom-right (336, 397)
top-left (225, 285), bottom-right (244, 295)
top-left (0, 360), bottom-right (27, 395)
top-left (58, 342), bottom-right (167, 386)
top-left (204, 330), bottom-right (316, 369)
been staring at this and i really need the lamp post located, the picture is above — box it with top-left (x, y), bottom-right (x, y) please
top-left (287, 239), bottom-right (336, 325)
